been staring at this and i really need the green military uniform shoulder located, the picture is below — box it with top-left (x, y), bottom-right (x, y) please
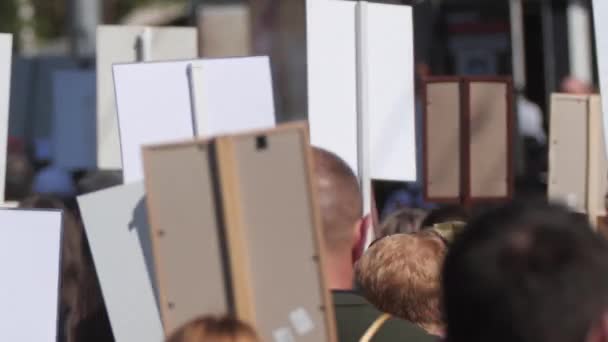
top-left (332, 291), bottom-right (436, 342)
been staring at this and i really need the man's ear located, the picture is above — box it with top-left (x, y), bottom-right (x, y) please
top-left (351, 215), bottom-right (369, 264)
top-left (587, 312), bottom-right (608, 342)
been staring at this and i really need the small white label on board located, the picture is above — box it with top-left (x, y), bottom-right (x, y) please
top-left (289, 307), bottom-right (315, 335)
top-left (273, 327), bottom-right (296, 342)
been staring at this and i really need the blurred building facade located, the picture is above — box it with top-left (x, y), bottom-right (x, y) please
top-left (4, 0), bottom-right (598, 143)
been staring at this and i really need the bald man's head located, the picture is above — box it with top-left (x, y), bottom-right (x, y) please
top-left (312, 147), bottom-right (363, 254)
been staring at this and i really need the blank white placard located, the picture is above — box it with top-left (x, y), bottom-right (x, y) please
top-left (113, 60), bottom-right (197, 183)
top-left (189, 56), bottom-right (275, 136)
top-left (78, 182), bottom-right (163, 342)
top-left (306, 0), bottom-right (359, 176)
top-left (0, 209), bottom-right (62, 342)
top-left (96, 25), bottom-right (197, 170)
top-left (52, 70), bottom-right (96, 170)
top-left (0, 34), bottom-right (12, 202)
top-left (359, 2), bottom-right (417, 182)
top-left (114, 57), bottom-right (276, 183)
top-left (592, 0), bottom-right (608, 158)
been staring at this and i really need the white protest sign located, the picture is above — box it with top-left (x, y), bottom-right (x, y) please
top-left (0, 34), bottom-right (12, 202)
top-left (188, 56), bottom-right (275, 136)
top-left (113, 57), bottom-right (275, 183)
top-left (358, 2), bottom-right (416, 182)
top-left (52, 70), bottom-right (96, 170)
top-left (96, 25), bottom-right (197, 170)
top-left (306, 0), bottom-right (359, 176)
top-left (78, 182), bottom-right (163, 342)
top-left (592, 0), bottom-right (608, 158)
top-left (306, 0), bottom-right (417, 211)
top-left (0, 209), bottom-right (62, 342)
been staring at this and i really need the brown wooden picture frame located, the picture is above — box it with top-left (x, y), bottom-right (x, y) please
top-left (422, 76), bottom-right (514, 205)
top-left (422, 76), bottom-right (463, 204)
top-left (465, 76), bottom-right (515, 204)
top-left (142, 123), bottom-right (337, 342)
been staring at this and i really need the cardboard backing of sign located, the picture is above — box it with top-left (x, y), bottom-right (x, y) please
top-left (548, 94), bottom-right (608, 220)
top-left (423, 76), bottom-right (514, 204)
top-left (142, 124), bottom-right (337, 341)
top-left (422, 77), bottom-right (462, 202)
top-left (0, 209), bottom-right (62, 342)
top-left (78, 182), bottom-right (164, 342)
top-left (588, 95), bottom-right (608, 220)
top-left (549, 94), bottom-right (589, 212)
top-left (96, 25), bottom-right (197, 170)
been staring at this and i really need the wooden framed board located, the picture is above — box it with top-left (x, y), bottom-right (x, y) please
top-left (422, 76), bottom-right (514, 205)
top-left (548, 93), bottom-right (608, 221)
top-left (548, 94), bottom-right (589, 212)
top-left (588, 95), bottom-right (608, 220)
top-left (467, 77), bottom-right (514, 202)
top-left (422, 77), bottom-right (462, 203)
top-left (78, 182), bottom-right (164, 342)
top-left (142, 124), bottom-right (337, 341)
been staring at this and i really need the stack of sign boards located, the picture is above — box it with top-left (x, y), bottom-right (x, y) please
top-left (79, 124), bottom-right (336, 342)
top-left (548, 94), bottom-right (608, 228)
top-left (422, 77), bottom-right (515, 205)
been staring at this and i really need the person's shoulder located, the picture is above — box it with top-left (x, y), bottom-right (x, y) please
top-left (332, 291), bottom-right (435, 342)
top-left (376, 317), bottom-right (436, 342)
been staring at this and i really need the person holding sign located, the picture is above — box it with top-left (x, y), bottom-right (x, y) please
top-left (311, 148), bottom-right (434, 342)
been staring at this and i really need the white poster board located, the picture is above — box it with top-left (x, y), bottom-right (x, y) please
top-left (52, 70), bottom-right (96, 170)
top-left (189, 56), bottom-right (274, 136)
top-left (592, 0), bottom-right (608, 158)
top-left (306, 0), bottom-right (359, 175)
top-left (0, 34), bottom-right (12, 202)
top-left (113, 57), bottom-right (275, 183)
top-left (358, 2), bottom-right (416, 182)
top-left (306, 0), bottom-right (417, 211)
top-left (96, 25), bottom-right (197, 170)
top-left (78, 182), bottom-right (163, 342)
top-left (0, 209), bottom-right (62, 342)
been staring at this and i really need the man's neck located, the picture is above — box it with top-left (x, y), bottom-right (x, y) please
top-left (325, 253), bottom-right (354, 291)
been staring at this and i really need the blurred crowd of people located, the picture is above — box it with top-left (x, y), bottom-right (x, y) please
top-left (9, 136), bottom-right (608, 342)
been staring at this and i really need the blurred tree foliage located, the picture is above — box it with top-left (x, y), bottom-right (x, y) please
top-left (0, 0), bottom-right (19, 35)
top-left (0, 0), bottom-right (188, 42)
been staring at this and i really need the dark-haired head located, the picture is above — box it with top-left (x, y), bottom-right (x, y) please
top-left (443, 201), bottom-right (608, 342)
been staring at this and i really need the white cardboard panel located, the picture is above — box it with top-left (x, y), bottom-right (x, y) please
top-left (113, 60), bottom-right (197, 183)
top-left (0, 209), bottom-right (62, 342)
top-left (52, 70), bottom-right (96, 170)
top-left (189, 56), bottom-right (275, 136)
top-left (78, 182), bottom-right (164, 342)
top-left (96, 26), bottom-right (197, 170)
top-left (0, 34), bottom-right (10, 202)
top-left (114, 57), bottom-right (275, 183)
top-left (359, 3), bottom-right (416, 182)
top-left (593, 0), bottom-right (608, 158)
top-left (306, 0), bottom-right (359, 176)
